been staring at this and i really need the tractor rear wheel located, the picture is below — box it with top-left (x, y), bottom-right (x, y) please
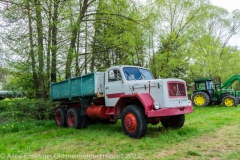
top-left (222, 96), bottom-right (238, 107)
top-left (121, 105), bottom-right (147, 138)
top-left (192, 92), bottom-right (210, 106)
top-left (161, 114), bottom-right (185, 129)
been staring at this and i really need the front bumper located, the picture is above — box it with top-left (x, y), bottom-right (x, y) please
top-left (147, 106), bottom-right (194, 117)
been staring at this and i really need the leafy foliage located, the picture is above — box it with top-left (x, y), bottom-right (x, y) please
top-left (0, 99), bottom-right (56, 123)
top-left (0, 0), bottom-right (240, 98)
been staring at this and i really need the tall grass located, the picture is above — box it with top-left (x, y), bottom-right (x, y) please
top-left (0, 105), bottom-right (239, 159)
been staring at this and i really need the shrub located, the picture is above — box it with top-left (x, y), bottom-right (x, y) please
top-left (0, 98), bottom-right (57, 123)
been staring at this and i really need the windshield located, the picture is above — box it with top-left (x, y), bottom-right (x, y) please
top-left (123, 67), bottom-right (153, 81)
top-left (206, 81), bottom-right (213, 90)
top-left (139, 68), bottom-right (153, 80)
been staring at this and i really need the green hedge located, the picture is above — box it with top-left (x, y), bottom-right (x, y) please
top-left (0, 99), bottom-right (56, 123)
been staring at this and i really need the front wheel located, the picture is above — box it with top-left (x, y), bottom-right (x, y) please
top-left (161, 114), bottom-right (185, 129)
top-left (222, 96), bottom-right (238, 107)
top-left (121, 105), bottom-right (147, 138)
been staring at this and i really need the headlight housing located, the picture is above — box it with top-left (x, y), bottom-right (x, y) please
top-left (188, 100), bottom-right (192, 106)
top-left (154, 102), bottom-right (160, 110)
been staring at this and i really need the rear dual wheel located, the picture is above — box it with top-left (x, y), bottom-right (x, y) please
top-left (67, 108), bottom-right (81, 128)
top-left (67, 108), bottom-right (88, 129)
top-left (55, 108), bottom-right (67, 127)
top-left (55, 108), bottom-right (87, 129)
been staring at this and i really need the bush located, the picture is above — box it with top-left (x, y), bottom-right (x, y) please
top-left (0, 98), bottom-right (57, 123)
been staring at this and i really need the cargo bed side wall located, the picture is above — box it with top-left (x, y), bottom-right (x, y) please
top-left (50, 72), bottom-right (104, 101)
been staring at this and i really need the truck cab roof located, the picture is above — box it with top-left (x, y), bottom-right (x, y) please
top-left (107, 65), bottom-right (154, 80)
top-left (107, 65), bottom-right (147, 70)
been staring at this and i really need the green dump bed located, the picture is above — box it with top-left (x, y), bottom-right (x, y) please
top-left (50, 72), bottom-right (104, 101)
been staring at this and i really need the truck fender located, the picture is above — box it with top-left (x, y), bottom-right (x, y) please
top-left (113, 93), bottom-right (154, 116)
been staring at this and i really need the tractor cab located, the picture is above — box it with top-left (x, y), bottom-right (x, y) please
top-left (194, 78), bottom-right (217, 102)
top-left (213, 82), bottom-right (220, 90)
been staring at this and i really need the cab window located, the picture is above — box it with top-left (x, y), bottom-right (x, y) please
top-left (108, 69), bottom-right (122, 82)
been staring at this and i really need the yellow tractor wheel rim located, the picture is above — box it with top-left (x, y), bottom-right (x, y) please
top-left (194, 95), bottom-right (205, 106)
top-left (224, 98), bottom-right (234, 107)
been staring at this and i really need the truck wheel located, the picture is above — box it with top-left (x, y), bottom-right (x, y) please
top-left (192, 92), bottom-right (210, 106)
top-left (222, 96), bottom-right (237, 107)
top-left (81, 115), bottom-right (88, 128)
top-left (67, 108), bottom-right (81, 129)
top-left (121, 105), bottom-right (147, 138)
top-left (55, 108), bottom-right (67, 127)
top-left (161, 114), bottom-right (185, 129)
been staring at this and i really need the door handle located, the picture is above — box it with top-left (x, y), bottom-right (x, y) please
top-left (106, 87), bottom-right (109, 89)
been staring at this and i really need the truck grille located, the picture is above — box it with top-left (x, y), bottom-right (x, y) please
top-left (168, 82), bottom-right (186, 97)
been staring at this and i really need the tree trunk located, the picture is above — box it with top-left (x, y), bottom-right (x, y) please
top-left (75, 31), bottom-right (80, 77)
top-left (51, 0), bottom-right (58, 83)
top-left (27, 0), bottom-right (39, 98)
top-left (65, 0), bottom-right (92, 79)
top-left (34, 0), bottom-right (45, 98)
top-left (46, 0), bottom-right (52, 89)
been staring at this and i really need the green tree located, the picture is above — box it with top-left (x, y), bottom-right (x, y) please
top-left (1, 0), bottom-right (240, 99)
top-left (187, 6), bottom-right (240, 83)
top-left (90, 0), bottom-right (149, 71)
top-left (151, 0), bottom-right (209, 78)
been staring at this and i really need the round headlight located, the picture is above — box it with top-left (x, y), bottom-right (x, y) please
top-left (188, 100), bottom-right (192, 106)
top-left (154, 102), bottom-right (160, 110)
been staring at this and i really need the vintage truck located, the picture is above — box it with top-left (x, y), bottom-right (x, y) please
top-left (50, 65), bottom-right (193, 138)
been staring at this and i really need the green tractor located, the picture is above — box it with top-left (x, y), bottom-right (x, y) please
top-left (192, 75), bottom-right (240, 107)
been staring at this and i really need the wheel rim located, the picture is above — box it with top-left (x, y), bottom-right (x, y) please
top-left (194, 95), bottom-right (205, 106)
top-left (124, 113), bottom-right (137, 133)
top-left (56, 113), bottom-right (61, 125)
top-left (224, 97), bottom-right (234, 107)
top-left (68, 113), bottom-right (75, 127)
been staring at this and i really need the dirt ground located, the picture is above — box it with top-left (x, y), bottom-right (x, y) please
top-left (157, 123), bottom-right (240, 159)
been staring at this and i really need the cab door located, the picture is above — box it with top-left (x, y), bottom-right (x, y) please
top-left (104, 69), bottom-right (124, 107)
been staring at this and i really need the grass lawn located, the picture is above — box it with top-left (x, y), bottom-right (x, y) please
top-left (0, 106), bottom-right (240, 160)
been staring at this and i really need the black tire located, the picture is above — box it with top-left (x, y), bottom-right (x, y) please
top-left (81, 115), bottom-right (88, 128)
top-left (161, 114), bottom-right (185, 129)
top-left (192, 92), bottom-right (210, 106)
top-left (235, 97), bottom-right (240, 105)
top-left (55, 108), bottom-right (67, 127)
top-left (67, 108), bottom-right (81, 129)
top-left (222, 96), bottom-right (238, 107)
top-left (121, 105), bottom-right (147, 138)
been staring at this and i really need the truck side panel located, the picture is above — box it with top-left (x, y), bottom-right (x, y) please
top-left (50, 72), bottom-right (104, 101)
